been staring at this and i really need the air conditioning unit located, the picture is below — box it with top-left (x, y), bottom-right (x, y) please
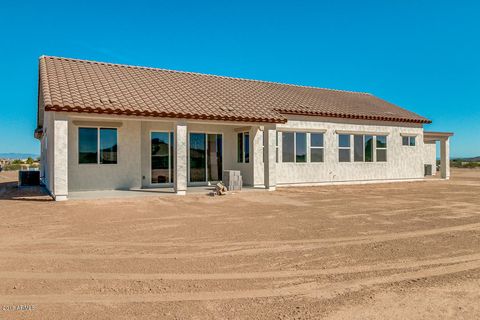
top-left (18, 170), bottom-right (40, 187)
top-left (424, 164), bottom-right (433, 176)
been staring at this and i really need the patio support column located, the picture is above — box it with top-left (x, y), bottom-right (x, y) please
top-left (174, 122), bottom-right (188, 195)
top-left (53, 118), bottom-right (68, 201)
top-left (263, 125), bottom-right (277, 191)
top-left (440, 137), bottom-right (450, 179)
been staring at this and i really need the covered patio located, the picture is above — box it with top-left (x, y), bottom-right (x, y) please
top-left (424, 131), bottom-right (454, 179)
top-left (41, 113), bottom-right (278, 200)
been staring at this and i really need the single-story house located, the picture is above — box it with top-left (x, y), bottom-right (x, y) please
top-left (34, 56), bottom-right (453, 201)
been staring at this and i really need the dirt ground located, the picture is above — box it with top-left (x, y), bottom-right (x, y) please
top-left (0, 169), bottom-right (480, 319)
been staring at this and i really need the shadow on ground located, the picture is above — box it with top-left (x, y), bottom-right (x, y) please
top-left (0, 179), bottom-right (52, 202)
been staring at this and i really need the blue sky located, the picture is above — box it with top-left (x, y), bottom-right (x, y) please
top-left (0, 0), bottom-right (478, 157)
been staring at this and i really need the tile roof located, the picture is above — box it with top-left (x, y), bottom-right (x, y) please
top-left (38, 56), bottom-right (431, 125)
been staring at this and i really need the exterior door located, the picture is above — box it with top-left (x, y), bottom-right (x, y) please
top-left (189, 133), bottom-right (222, 184)
top-left (151, 132), bottom-right (174, 184)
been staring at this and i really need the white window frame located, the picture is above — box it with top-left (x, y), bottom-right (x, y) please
top-left (338, 134), bottom-right (352, 162)
top-left (310, 132), bottom-right (325, 163)
top-left (353, 134), bottom-right (375, 163)
top-left (78, 127), bottom-right (118, 165)
top-left (281, 131), bottom-right (308, 163)
top-left (376, 135), bottom-right (388, 162)
top-left (237, 132), bottom-right (250, 163)
top-left (402, 135), bottom-right (416, 146)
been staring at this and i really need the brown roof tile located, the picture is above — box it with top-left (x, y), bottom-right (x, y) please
top-left (38, 56), bottom-right (431, 124)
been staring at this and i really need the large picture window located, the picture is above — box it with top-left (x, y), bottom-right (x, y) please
top-left (310, 133), bottom-right (324, 162)
top-left (79, 127), bottom-right (117, 164)
top-left (237, 132), bottom-right (250, 163)
top-left (349, 134), bottom-right (387, 162)
top-left (354, 135), bottom-right (373, 162)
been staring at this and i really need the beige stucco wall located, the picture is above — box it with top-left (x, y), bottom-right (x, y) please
top-left (275, 116), bottom-right (426, 185)
top-left (67, 116), bottom-right (142, 191)
top-left (42, 112), bottom-right (433, 193)
top-left (64, 115), bottom-right (256, 190)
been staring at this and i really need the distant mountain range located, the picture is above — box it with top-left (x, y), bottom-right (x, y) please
top-left (453, 156), bottom-right (480, 162)
top-left (0, 153), bottom-right (39, 160)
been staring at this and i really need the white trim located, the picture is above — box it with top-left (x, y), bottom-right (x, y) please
top-left (336, 130), bottom-right (389, 136)
top-left (278, 128), bottom-right (327, 133)
top-left (337, 133), bottom-right (352, 162)
top-left (237, 131), bottom-right (250, 164)
top-left (72, 120), bottom-right (122, 127)
top-left (309, 132), bottom-right (325, 163)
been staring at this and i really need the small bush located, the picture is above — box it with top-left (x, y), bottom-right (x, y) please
top-left (3, 164), bottom-right (22, 171)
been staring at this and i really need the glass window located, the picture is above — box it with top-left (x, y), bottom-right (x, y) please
top-left (365, 135), bottom-right (373, 162)
top-left (402, 135), bottom-right (416, 146)
top-left (295, 132), bottom-right (306, 163)
top-left (207, 134), bottom-right (223, 181)
top-left (100, 128), bottom-right (117, 164)
top-left (237, 132), bottom-right (249, 163)
top-left (310, 133), bottom-right (324, 163)
top-left (282, 132), bottom-right (295, 162)
top-left (79, 128), bottom-right (98, 164)
top-left (339, 149), bottom-right (350, 162)
top-left (354, 135), bottom-right (364, 162)
top-left (151, 132), bottom-right (171, 183)
top-left (79, 127), bottom-right (118, 165)
top-left (338, 134), bottom-right (351, 162)
top-left (339, 134), bottom-right (350, 148)
top-left (311, 133), bottom-right (324, 147)
top-left (409, 136), bottom-right (416, 146)
top-left (377, 149), bottom-right (387, 162)
top-left (237, 132), bottom-right (243, 163)
top-left (376, 136), bottom-right (387, 162)
top-left (244, 132), bottom-right (250, 163)
top-left (377, 136), bottom-right (387, 148)
top-left (190, 133), bottom-right (206, 182)
top-left (311, 148), bottom-right (324, 162)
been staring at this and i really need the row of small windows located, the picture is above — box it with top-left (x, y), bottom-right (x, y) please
top-left (338, 134), bottom-right (387, 162)
top-left (239, 132), bottom-right (406, 164)
top-left (78, 129), bottom-right (413, 166)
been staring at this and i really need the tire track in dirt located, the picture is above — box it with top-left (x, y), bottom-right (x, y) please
top-left (2, 222), bottom-right (480, 259)
top-left (0, 253), bottom-right (479, 281)
top-left (1, 259), bottom-right (480, 304)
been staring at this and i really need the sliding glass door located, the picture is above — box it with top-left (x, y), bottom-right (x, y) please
top-left (151, 132), bottom-right (174, 184)
top-left (189, 133), bottom-right (206, 182)
top-left (189, 133), bottom-right (222, 184)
